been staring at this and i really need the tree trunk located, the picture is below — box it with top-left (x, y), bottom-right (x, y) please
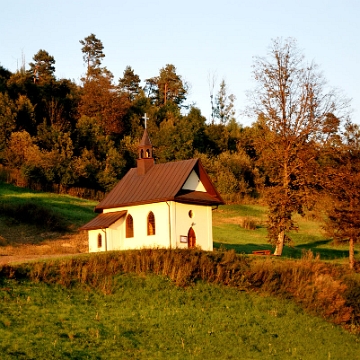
top-left (273, 230), bottom-right (285, 256)
top-left (349, 237), bottom-right (354, 270)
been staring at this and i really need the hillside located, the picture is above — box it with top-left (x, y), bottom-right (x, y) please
top-left (1, 181), bottom-right (359, 266)
top-left (0, 182), bottom-right (97, 263)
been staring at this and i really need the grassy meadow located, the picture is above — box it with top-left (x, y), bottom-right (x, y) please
top-left (213, 204), bottom-right (358, 262)
top-left (1, 181), bottom-right (360, 359)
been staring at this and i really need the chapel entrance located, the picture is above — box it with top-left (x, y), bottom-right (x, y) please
top-left (187, 227), bottom-right (196, 248)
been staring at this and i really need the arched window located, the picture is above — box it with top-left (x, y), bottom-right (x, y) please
top-left (97, 233), bottom-right (102, 248)
top-left (146, 149), bottom-right (150, 158)
top-left (140, 149), bottom-right (144, 158)
top-left (147, 211), bottom-right (155, 235)
top-left (126, 214), bottom-right (134, 238)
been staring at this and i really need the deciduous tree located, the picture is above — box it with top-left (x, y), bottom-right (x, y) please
top-left (248, 38), bottom-right (349, 255)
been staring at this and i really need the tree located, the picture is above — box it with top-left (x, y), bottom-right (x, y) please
top-left (145, 64), bottom-right (188, 107)
top-left (118, 66), bottom-right (141, 101)
top-left (213, 79), bottom-right (236, 124)
top-left (0, 92), bottom-right (16, 162)
top-left (249, 38), bottom-right (349, 256)
top-left (0, 65), bottom-right (12, 93)
top-left (79, 35), bottom-right (129, 136)
top-left (80, 33), bottom-right (105, 79)
top-left (323, 122), bottom-right (360, 269)
top-left (28, 49), bottom-right (56, 85)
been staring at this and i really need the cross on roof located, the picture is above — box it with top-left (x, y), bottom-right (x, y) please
top-left (142, 113), bottom-right (149, 129)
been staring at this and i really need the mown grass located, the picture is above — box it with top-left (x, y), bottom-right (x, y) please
top-left (212, 204), bottom-right (359, 262)
top-left (0, 182), bottom-right (95, 251)
top-left (1, 272), bottom-right (360, 360)
top-left (0, 182), bottom-right (97, 229)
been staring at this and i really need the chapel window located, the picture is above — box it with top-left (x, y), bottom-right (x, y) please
top-left (147, 211), bottom-right (155, 236)
top-left (97, 233), bottom-right (102, 248)
top-left (126, 214), bottom-right (134, 238)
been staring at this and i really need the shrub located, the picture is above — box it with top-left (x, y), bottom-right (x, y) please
top-left (239, 216), bottom-right (257, 230)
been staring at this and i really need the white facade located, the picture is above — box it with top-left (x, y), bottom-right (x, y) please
top-left (88, 201), bottom-right (214, 253)
top-left (88, 170), bottom-right (214, 253)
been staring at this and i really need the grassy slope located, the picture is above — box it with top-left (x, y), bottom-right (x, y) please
top-left (0, 182), bottom-right (97, 254)
top-left (1, 274), bottom-right (360, 360)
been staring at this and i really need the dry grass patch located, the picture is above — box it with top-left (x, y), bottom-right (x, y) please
top-left (0, 232), bottom-right (88, 264)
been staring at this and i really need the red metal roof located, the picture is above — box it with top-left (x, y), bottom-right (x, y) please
top-left (95, 158), bottom-right (224, 212)
top-left (79, 210), bottom-right (127, 230)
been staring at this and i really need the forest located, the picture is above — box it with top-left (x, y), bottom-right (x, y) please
top-left (0, 35), bottom-right (359, 264)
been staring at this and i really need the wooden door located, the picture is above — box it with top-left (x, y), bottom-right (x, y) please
top-left (188, 227), bottom-right (196, 248)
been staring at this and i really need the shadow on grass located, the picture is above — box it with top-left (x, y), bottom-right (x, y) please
top-left (214, 239), bottom-right (354, 260)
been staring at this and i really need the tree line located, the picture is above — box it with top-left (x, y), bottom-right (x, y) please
top-left (0, 35), bottom-right (359, 266)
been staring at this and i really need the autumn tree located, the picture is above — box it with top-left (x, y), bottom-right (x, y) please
top-left (73, 115), bottom-right (126, 191)
top-left (323, 122), bottom-right (360, 269)
top-left (249, 38), bottom-right (349, 255)
top-left (79, 34), bottom-right (129, 135)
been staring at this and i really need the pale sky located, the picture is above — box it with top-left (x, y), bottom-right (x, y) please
top-left (1, 0), bottom-right (359, 125)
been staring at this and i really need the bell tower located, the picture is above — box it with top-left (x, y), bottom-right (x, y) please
top-left (137, 113), bottom-right (155, 175)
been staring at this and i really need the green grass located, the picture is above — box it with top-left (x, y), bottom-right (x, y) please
top-left (1, 273), bottom-right (360, 360)
top-left (0, 182), bottom-right (97, 229)
top-left (0, 182), bottom-right (97, 247)
top-left (213, 204), bottom-right (359, 261)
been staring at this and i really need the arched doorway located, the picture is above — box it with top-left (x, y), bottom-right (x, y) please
top-left (188, 227), bottom-right (196, 248)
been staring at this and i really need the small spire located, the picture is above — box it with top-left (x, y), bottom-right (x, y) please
top-left (137, 114), bottom-right (154, 175)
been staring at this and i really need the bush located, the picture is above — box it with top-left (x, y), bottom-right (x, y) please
top-left (239, 216), bottom-right (257, 230)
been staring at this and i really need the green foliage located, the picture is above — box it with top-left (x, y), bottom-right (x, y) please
top-left (80, 33), bottom-right (105, 78)
top-left (213, 79), bottom-right (236, 124)
top-left (118, 65), bottom-right (141, 101)
top-left (28, 49), bottom-right (56, 85)
top-left (0, 92), bottom-right (16, 160)
top-left (145, 64), bottom-right (188, 107)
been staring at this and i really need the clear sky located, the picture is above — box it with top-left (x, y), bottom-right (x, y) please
top-left (1, 0), bottom-right (359, 125)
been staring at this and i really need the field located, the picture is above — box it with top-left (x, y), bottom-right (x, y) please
top-left (1, 182), bottom-right (360, 359)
